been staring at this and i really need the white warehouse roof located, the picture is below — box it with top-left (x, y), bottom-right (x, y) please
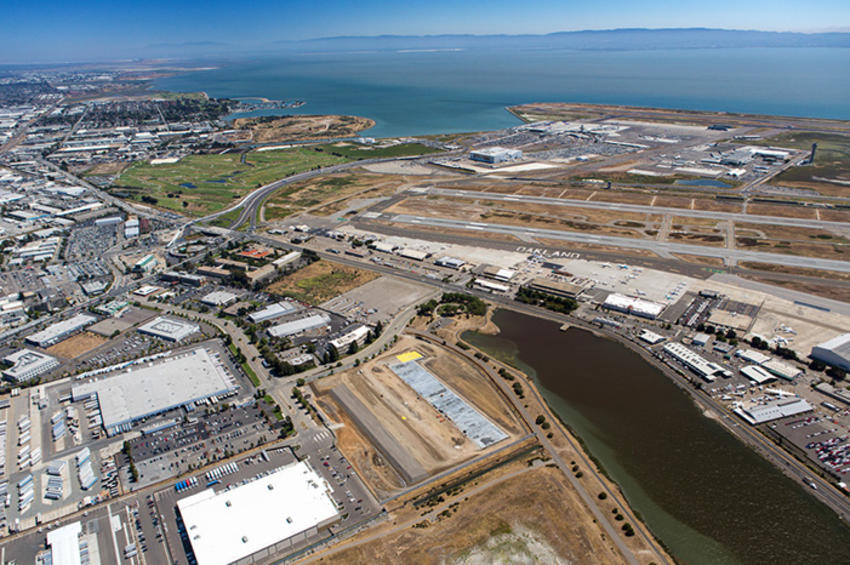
top-left (26, 313), bottom-right (97, 347)
top-left (137, 316), bottom-right (199, 342)
top-left (811, 333), bottom-right (850, 371)
top-left (177, 462), bottom-right (339, 565)
top-left (734, 398), bottom-right (812, 425)
top-left (71, 348), bottom-right (236, 434)
top-left (268, 313), bottom-right (330, 339)
top-left (248, 301), bottom-right (298, 324)
top-left (603, 293), bottom-right (665, 319)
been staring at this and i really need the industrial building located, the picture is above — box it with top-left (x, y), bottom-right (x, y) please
top-left (663, 342), bottom-right (731, 382)
top-left (469, 146), bottom-right (523, 164)
top-left (762, 359), bottom-right (802, 381)
top-left (473, 278), bottom-right (510, 293)
top-left (248, 301), bottom-right (299, 324)
top-left (602, 293), bottom-right (665, 319)
top-left (137, 316), bottom-right (200, 342)
top-left (177, 462), bottom-right (339, 565)
top-left (26, 313), bottom-right (97, 348)
top-left (811, 333), bottom-right (850, 372)
top-left (133, 254), bottom-right (156, 272)
top-left (71, 348), bottom-right (237, 435)
top-left (268, 313), bottom-right (331, 339)
top-left (273, 250), bottom-right (302, 269)
top-left (2, 349), bottom-right (59, 382)
top-left (435, 256), bottom-right (466, 270)
top-left (734, 398), bottom-right (813, 425)
top-left (639, 329), bottom-right (665, 345)
top-left (397, 248), bottom-right (429, 261)
top-left (200, 290), bottom-right (238, 307)
top-left (525, 278), bottom-right (584, 300)
top-left (482, 266), bottom-right (516, 282)
top-left (740, 365), bottom-right (776, 385)
top-left (45, 521), bottom-right (85, 565)
top-left (736, 349), bottom-right (772, 365)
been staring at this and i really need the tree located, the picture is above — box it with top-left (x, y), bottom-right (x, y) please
top-left (826, 367), bottom-right (847, 380)
top-left (809, 359), bottom-right (827, 372)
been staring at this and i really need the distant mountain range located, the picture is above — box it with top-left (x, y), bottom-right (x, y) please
top-left (276, 28), bottom-right (850, 52)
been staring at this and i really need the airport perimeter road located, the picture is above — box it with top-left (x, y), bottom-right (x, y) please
top-left (386, 213), bottom-right (850, 272)
top-left (229, 228), bottom-right (850, 524)
top-left (423, 187), bottom-right (850, 230)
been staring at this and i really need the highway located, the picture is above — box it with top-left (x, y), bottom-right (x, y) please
top-left (385, 213), bottom-right (850, 272)
top-left (423, 187), bottom-right (850, 230)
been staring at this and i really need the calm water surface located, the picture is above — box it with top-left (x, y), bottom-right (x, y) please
top-left (154, 48), bottom-right (850, 138)
top-left (463, 309), bottom-right (850, 565)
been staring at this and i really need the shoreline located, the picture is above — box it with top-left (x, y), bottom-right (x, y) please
top-left (457, 302), bottom-right (850, 561)
top-left (445, 313), bottom-right (674, 564)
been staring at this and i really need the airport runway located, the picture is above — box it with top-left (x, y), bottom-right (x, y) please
top-left (423, 187), bottom-right (850, 230)
top-left (386, 213), bottom-right (850, 272)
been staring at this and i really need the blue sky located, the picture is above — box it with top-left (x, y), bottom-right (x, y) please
top-left (4, 0), bottom-right (850, 64)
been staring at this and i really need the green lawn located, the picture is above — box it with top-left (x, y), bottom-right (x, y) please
top-left (310, 141), bottom-right (440, 159)
top-left (111, 147), bottom-right (349, 216)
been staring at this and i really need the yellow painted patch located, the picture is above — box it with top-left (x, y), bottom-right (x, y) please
top-left (396, 351), bottom-right (423, 363)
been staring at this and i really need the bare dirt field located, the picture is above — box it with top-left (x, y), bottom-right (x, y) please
top-left (46, 332), bottom-right (107, 358)
top-left (233, 114), bottom-right (374, 142)
top-left (267, 260), bottom-right (379, 304)
top-left (312, 464), bottom-right (631, 565)
top-left (590, 190), bottom-right (655, 205)
top-left (693, 198), bottom-right (744, 213)
top-left (315, 336), bottom-right (525, 487)
top-left (819, 208), bottom-right (850, 222)
top-left (671, 253), bottom-right (726, 267)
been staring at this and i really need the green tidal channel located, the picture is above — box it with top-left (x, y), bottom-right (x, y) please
top-left (463, 309), bottom-right (850, 565)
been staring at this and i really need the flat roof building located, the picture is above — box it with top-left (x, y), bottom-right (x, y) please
top-left (3, 349), bottom-right (59, 382)
top-left (740, 365), bottom-right (776, 385)
top-left (200, 291), bottom-right (238, 307)
top-left (474, 278), bottom-right (511, 293)
top-left (470, 147), bottom-right (523, 164)
top-left (177, 462), bottom-right (339, 565)
top-left (663, 342), bottom-right (730, 382)
top-left (137, 316), bottom-right (199, 342)
top-left (734, 398), bottom-right (812, 425)
top-left (435, 256), bottom-right (466, 270)
top-left (811, 333), bottom-right (850, 372)
top-left (248, 301), bottom-right (299, 324)
top-left (71, 348), bottom-right (237, 435)
top-left (329, 325), bottom-right (370, 351)
top-left (762, 359), bottom-right (802, 381)
top-left (268, 313), bottom-right (330, 339)
top-left (602, 293), bottom-right (665, 320)
top-left (26, 313), bottom-right (97, 348)
top-left (526, 278), bottom-right (584, 300)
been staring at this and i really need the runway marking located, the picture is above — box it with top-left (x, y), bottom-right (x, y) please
top-left (650, 195), bottom-right (657, 206)
top-left (586, 191), bottom-right (596, 201)
top-left (690, 199), bottom-right (695, 210)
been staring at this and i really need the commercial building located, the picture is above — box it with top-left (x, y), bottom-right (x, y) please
top-left (815, 382), bottom-right (850, 406)
top-left (177, 462), bottom-right (339, 565)
top-left (329, 325), bottom-right (370, 351)
top-left (133, 254), bottom-right (156, 272)
top-left (2, 349), bottom-right (59, 382)
top-left (196, 266), bottom-right (231, 280)
top-left (469, 147), bottom-right (523, 164)
top-left (268, 313), bottom-right (331, 339)
top-left (663, 342), bottom-right (731, 382)
top-left (26, 313), bottom-right (97, 348)
top-left (811, 334), bottom-right (850, 372)
top-left (734, 398), bottom-right (813, 425)
top-left (160, 271), bottom-right (205, 287)
top-left (137, 316), bottom-right (199, 342)
top-left (71, 348), bottom-right (237, 435)
top-left (200, 291), bottom-right (238, 307)
top-left (397, 248), bottom-right (430, 262)
top-left (525, 278), bottom-right (584, 300)
top-left (602, 293), bottom-right (665, 320)
top-left (248, 301), bottom-right (299, 324)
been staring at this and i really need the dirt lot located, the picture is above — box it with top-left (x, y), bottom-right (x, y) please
top-left (312, 464), bottom-right (631, 565)
top-left (746, 203), bottom-right (817, 219)
top-left (263, 172), bottom-right (401, 220)
top-left (46, 332), bottom-right (107, 358)
top-left (267, 260), bottom-right (379, 304)
top-left (232, 114), bottom-right (375, 142)
top-left (671, 253), bottom-right (726, 267)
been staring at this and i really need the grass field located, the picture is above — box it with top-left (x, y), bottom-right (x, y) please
top-left (756, 132), bottom-right (850, 196)
top-left (112, 148), bottom-right (349, 216)
top-left (267, 260), bottom-right (379, 304)
top-left (112, 142), bottom-right (439, 217)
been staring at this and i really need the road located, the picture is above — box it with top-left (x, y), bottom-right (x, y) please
top-left (384, 213), bottom-right (850, 272)
top-left (423, 187), bottom-right (850, 231)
